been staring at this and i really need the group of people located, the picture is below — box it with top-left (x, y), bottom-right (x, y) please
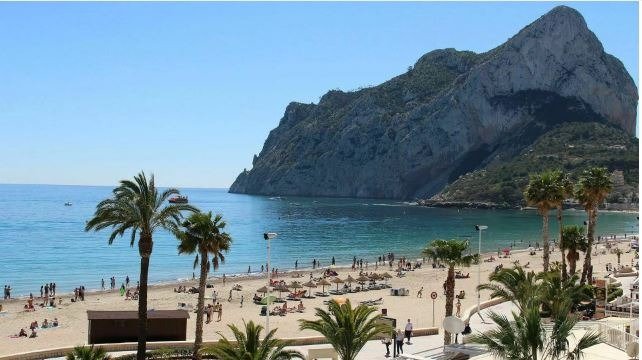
top-left (204, 302), bottom-right (223, 323)
top-left (73, 286), bottom-right (86, 302)
top-left (3, 285), bottom-right (12, 299)
top-left (101, 276), bottom-right (118, 291)
top-left (270, 300), bottom-right (305, 316)
top-left (39, 283), bottom-right (56, 298)
top-left (15, 318), bottom-right (59, 339)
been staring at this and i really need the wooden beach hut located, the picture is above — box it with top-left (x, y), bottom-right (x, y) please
top-left (87, 310), bottom-right (189, 344)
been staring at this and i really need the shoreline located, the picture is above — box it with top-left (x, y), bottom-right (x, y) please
top-left (4, 235), bottom-right (636, 301)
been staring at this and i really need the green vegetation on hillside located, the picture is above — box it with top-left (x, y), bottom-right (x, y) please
top-left (436, 122), bottom-right (638, 206)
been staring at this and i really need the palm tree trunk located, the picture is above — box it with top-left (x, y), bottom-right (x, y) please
top-left (444, 266), bottom-right (455, 345)
top-left (581, 208), bottom-right (597, 285)
top-left (137, 234), bottom-right (153, 360)
top-left (193, 251), bottom-right (209, 359)
top-left (542, 210), bottom-right (550, 272)
top-left (558, 206), bottom-right (567, 280)
top-left (567, 251), bottom-right (577, 275)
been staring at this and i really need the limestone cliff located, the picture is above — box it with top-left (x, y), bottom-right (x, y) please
top-left (230, 6), bottom-right (637, 200)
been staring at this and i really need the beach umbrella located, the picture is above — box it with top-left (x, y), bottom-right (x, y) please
top-left (317, 278), bottom-right (331, 293)
top-left (257, 286), bottom-right (269, 294)
top-left (345, 275), bottom-right (356, 284)
top-left (356, 275), bottom-right (370, 283)
top-left (273, 284), bottom-right (289, 298)
top-left (303, 280), bottom-right (317, 297)
top-left (381, 272), bottom-right (393, 285)
top-left (502, 248), bottom-right (511, 255)
top-left (368, 273), bottom-right (380, 281)
top-left (331, 277), bottom-right (344, 291)
top-left (289, 281), bottom-right (303, 289)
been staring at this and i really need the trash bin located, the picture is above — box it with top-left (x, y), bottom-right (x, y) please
top-left (382, 308), bottom-right (387, 316)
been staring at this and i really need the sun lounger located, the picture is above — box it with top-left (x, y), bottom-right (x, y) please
top-left (315, 291), bottom-right (329, 297)
top-left (360, 298), bottom-right (383, 306)
top-left (329, 289), bottom-right (345, 295)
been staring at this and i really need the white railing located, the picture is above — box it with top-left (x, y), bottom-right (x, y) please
top-left (594, 322), bottom-right (638, 351)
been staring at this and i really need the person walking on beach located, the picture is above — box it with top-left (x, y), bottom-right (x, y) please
top-left (248, 266), bottom-right (251, 274)
top-left (395, 329), bottom-right (404, 355)
top-left (456, 299), bottom-right (462, 317)
top-left (40, 286), bottom-right (43, 298)
top-left (240, 295), bottom-right (244, 308)
top-left (228, 289), bottom-right (233, 302)
top-left (217, 302), bottom-right (223, 321)
top-left (332, 256), bottom-right (335, 266)
top-left (405, 319), bottom-right (413, 344)
top-left (101, 279), bottom-right (105, 290)
top-left (126, 276), bottom-right (130, 288)
top-left (223, 274), bottom-right (226, 286)
top-left (417, 287), bottom-right (423, 298)
top-left (295, 260), bottom-right (298, 269)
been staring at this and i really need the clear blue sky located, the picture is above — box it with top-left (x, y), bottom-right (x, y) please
top-left (0, 2), bottom-right (637, 188)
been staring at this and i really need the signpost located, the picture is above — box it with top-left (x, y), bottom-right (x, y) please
top-left (430, 291), bottom-right (438, 327)
top-left (377, 316), bottom-right (397, 358)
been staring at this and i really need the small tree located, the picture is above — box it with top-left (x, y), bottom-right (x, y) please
top-left (299, 300), bottom-right (392, 360)
top-left (470, 303), bottom-right (600, 360)
top-left (614, 248), bottom-right (623, 266)
top-left (560, 225), bottom-right (588, 276)
top-left (205, 321), bottom-right (303, 360)
top-left (477, 265), bottom-right (539, 311)
top-left (422, 239), bottom-right (475, 344)
top-left (66, 346), bottom-right (110, 360)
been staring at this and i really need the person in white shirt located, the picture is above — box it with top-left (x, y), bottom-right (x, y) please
top-left (404, 319), bottom-right (413, 344)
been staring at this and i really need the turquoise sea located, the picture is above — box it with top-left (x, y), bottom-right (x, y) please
top-left (0, 184), bottom-right (638, 296)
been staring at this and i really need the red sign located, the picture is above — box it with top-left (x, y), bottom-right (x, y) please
top-left (430, 291), bottom-right (438, 300)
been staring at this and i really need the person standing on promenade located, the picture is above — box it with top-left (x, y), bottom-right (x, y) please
top-left (405, 319), bottom-right (413, 344)
top-left (395, 329), bottom-right (404, 354)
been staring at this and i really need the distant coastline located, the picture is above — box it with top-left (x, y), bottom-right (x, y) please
top-left (415, 199), bottom-right (639, 213)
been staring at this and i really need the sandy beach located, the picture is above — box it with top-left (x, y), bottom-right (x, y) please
top-left (0, 240), bottom-right (637, 357)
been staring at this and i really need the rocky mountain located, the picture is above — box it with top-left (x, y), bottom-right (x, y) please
top-left (230, 6), bottom-right (638, 201)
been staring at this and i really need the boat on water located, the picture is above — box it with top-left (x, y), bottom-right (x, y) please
top-left (64, 202), bottom-right (72, 206)
top-left (168, 195), bottom-right (188, 204)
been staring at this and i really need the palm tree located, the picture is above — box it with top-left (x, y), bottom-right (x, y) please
top-left (537, 271), bottom-right (593, 318)
top-left (559, 225), bottom-right (588, 276)
top-left (204, 321), bottom-right (304, 360)
top-left (551, 171), bottom-right (573, 280)
top-left (422, 239), bottom-right (475, 344)
top-left (85, 172), bottom-right (197, 360)
top-left (175, 211), bottom-right (232, 359)
top-left (470, 303), bottom-right (600, 360)
top-left (299, 300), bottom-right (392, 360)
top-left (66, 345), bottom-right (111, 360)
top-left (575, 167), bottom-right (612, 284)
top-left (524, 171), bottom-right (564, 272)
top-left (477, 265), bottom-right (539, 311)
top-left (614, 247), bottom-right (623, 266)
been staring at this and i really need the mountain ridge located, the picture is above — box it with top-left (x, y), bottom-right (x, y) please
top-left (230, 6), bottom-right (638, 201)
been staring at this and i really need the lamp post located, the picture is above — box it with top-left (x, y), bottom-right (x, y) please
top-left (264, 232), bottom-right (278, 335)
top-left (475, 225), bottom-right (488, 322)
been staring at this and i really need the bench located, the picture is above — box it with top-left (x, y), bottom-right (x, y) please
top-left (307, 347), bottom-right (338, 360)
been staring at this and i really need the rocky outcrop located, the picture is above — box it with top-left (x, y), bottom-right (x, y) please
top-left (230, 6), bottom-right (637, 200)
